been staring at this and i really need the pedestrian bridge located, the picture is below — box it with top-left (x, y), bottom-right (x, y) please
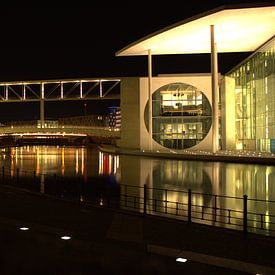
top-left (0, 125), bottom-right (120, 139)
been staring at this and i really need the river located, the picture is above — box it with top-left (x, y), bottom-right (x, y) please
top-left (0, 145), bottom-right (274, 235)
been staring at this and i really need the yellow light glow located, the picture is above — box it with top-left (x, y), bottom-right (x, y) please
top-left (99, 152), bottom-right (103, 175)
top-left (266, 210), bottom-right (269, 230)
top-left (109, 155), bottom-right (112, 174)
top-left (36, 147), bottom-right (40, 174)
top-left (61, 147), bottom-right (65, 176)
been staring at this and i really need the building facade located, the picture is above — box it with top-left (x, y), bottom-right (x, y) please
top-left (222, 36), bottom-right (275, 152)
top-left (119, 37), bottom-right (275, 153)
top-left (118, 74), bottom-right (215, 151)
top-left (116, 5), bottom-right (275, 153)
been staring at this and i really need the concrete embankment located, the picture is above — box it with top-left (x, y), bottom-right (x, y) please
top-left (97, 144), bottom-right (275, 165)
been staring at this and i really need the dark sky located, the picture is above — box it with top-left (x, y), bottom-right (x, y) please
top-left (0, 0), bottom-right (271, 121)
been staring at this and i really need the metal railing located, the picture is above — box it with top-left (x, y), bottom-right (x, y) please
top-left (0, 166), bottom-right (274, 237)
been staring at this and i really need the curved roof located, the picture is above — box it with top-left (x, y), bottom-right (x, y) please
top-left (116, 4), bottom-right (275, 56)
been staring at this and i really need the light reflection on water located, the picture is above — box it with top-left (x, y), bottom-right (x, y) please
top-left (1, 145), bottom-right (275, 199)
top-left (1, 145), bottom-right (275, 234)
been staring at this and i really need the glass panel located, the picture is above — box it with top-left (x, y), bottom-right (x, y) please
top-left (228, 37), bottom-right (275, 152)
top-left (145, 83), bottom-right (212, 150)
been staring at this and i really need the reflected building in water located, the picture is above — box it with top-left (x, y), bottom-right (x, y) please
top-left (118, 154), bottom-right (275, 231)
top-left (0, 146), bottom-right (274, 232)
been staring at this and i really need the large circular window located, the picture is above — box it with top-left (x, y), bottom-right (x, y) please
top-left (145, 83), bottom-right (212, 150)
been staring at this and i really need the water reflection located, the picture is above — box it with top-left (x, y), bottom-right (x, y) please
top-left (1, 145), bottom-right (275, 201)
top-left (0, 145), bottom-right (274, 234)
top-left (117, 154), bottom-right (275, 234)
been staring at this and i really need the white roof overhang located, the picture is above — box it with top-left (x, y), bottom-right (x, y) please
top-left (116, 5), bottom-right (275, 56)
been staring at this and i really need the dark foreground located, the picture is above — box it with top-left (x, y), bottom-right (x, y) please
top-left (0, 184), bottom-right (274, 275)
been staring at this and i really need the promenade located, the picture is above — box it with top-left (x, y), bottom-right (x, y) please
top-left (98, 144), bottom-right (275, 165)
top-left (0, 184), bottom-right (274, 274)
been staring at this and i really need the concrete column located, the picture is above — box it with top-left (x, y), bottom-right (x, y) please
top-left (5, 85), bottom-right (8, 100)
top-left (148, 49), bottom-right (153, 151)
top-left (80, 81), bottom-right (83, 98)
top-left (60, 82), bottom-right (64, 99)
top-left (221, 76), bottom-right (236, 150)
top-left (40, 83), bottom-right (45, 128)
top-left (210, 25), bottom-right (219, 153)
top-left (23, 84), bottom-right (26, 100)
top-left (99, 80), bottom-right (103, 98)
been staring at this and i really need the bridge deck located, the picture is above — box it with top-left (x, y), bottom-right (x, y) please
top-left (0, 126), bottom-right (120, 138)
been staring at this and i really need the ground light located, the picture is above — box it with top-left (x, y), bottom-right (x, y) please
top-left (61, 236), bottom-right (71, 240)
top-left (176, 257), bottom-right (187, 263)
top-left (19, 227), bottom-right (30, 231)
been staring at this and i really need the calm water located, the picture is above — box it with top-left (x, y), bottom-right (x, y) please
top-left (1, 145), bottom-right (275, 234)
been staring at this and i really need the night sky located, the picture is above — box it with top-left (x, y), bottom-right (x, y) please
top-left (0, 0), bottom-right (270, 122)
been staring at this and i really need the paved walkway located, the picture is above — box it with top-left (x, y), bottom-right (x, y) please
top-left (98, 144), bottom-right (275, 165)
top-left (0, 184), bottom-right (274, 274)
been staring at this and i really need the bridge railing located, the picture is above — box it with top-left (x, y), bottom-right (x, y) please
top-left (0, 166), bottom-right (274, 237)
top-left (0, 125), bottom-right (120, 130)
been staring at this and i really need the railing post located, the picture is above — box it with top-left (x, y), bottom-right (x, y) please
top-left (54, 173), bottom-right (57, 196)
top-left (2, 166), bottom-right (4, 183)
top-left (243, 195), bottom-right (248, 234)
top-left (214, 195), bottom-right (217, 222)
top-left (260, 214), bottom-right (264, 229)
top-left (16, 168), bottom-right (19, 183)
top-left (165, 189), bottom-right (168, 214)
top-left (125, 185), bottom-right (128, 207)
top-left (134, 196), bottom-right (136, 209)
top-left (144, 184), bottom-right (147, 215)
top-left (188, 189), bottom-right (192, 223)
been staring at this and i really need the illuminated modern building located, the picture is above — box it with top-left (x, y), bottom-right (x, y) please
top-left (116, 4), bottom-right (275, 153)
top-left (222, 37), bottom-right (275, 152)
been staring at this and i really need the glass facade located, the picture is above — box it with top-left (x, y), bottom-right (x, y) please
top-left (227, 37), bottom-right (275, 152)
top-left (145, 83), bottom-right (212, 149)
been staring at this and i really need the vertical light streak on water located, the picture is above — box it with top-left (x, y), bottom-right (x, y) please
top-left (81, 148), bottom-right (84, 175)
top-left (75, 149), bottom-right (79, 174)
top-left (61, 147), bottom-right (65, 176)
top-left (266, 169), bottom-right (269, 230)
top-left (36, 147), bottom-right (40, 175)
top-left (99, 151), bottom-right (103, 175)
top-left (109, 155), bottom-right (112, 175)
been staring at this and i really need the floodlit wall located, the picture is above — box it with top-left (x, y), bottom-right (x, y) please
top-left (119, 74), bottom-right (214, 151)
top-left (117, 78), bottom-right (140, 149)
top-left (140, 75), bottom-right (213, 151)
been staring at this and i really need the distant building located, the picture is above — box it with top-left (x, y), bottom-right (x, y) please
top-left (108, 106), bottom-right (121, 130)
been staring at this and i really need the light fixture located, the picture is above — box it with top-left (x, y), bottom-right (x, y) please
top-left (19, 227), bottom-right (29, 231)
top-left (61, 236), bottom-right (71, 240)
top-left (176, 257), bottom-right (187, 263)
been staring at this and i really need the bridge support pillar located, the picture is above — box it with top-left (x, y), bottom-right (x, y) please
top-left (40, 83), bottom-right (45, 128)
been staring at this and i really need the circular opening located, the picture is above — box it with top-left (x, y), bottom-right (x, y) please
top-left (144, 82), bottom-right (212, 150)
